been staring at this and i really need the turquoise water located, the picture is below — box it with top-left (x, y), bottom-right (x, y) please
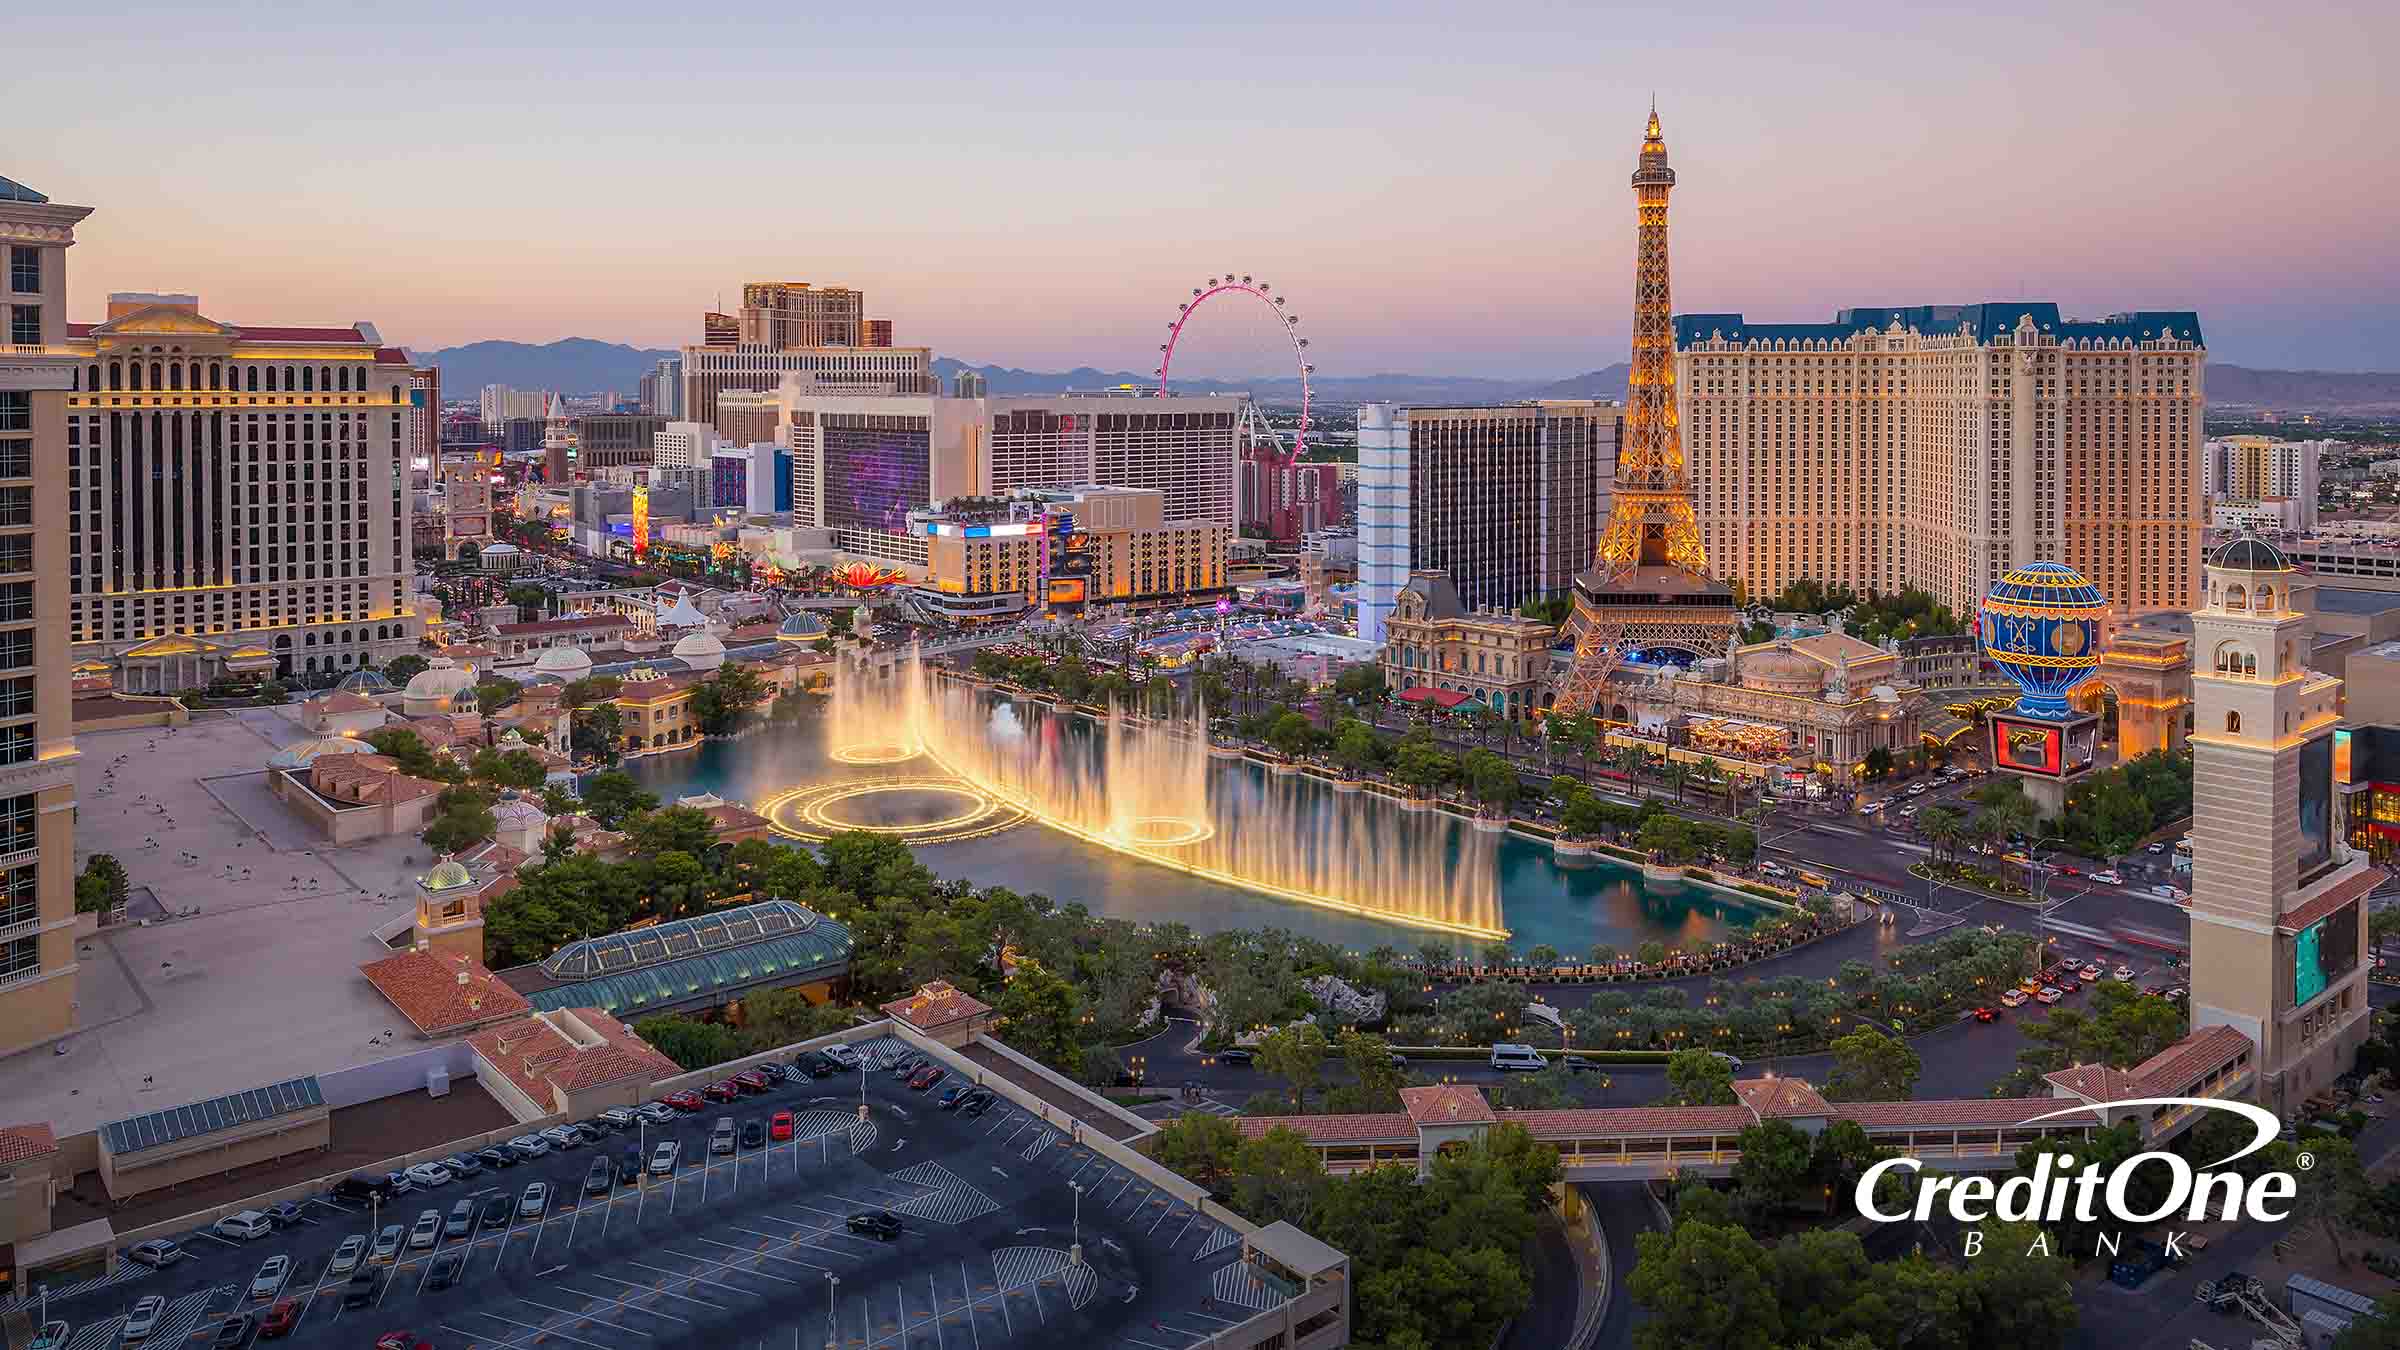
top-left (619, 716), bottom-right (1770, 955)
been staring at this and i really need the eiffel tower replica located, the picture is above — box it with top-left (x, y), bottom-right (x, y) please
top-left (1555, 106), bottom-right (1736, 716)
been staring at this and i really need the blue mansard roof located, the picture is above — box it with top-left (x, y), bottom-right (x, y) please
top-left (1674, 303), bottom-right (2203, 349)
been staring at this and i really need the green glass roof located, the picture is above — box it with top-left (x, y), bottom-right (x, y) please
top-left (526, 922), bottom-right (852, 1017)
top-left (539, 898), bottom-right (835, 981)
top-left (0, 176), bottom-right (49, 204)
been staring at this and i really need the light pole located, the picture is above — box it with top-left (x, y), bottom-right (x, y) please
top-left (825, 1271), bottom-right (840, 1350)
top-left (1069, 1181), bottom-right (1084, 1268)
top-left (858, 1057), bottom-right (869, 1122)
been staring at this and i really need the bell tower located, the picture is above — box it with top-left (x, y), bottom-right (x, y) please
top-left (2186, 535), bottom-right (2375, 1117)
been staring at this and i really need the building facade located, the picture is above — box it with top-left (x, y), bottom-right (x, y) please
top-left (1678, 304), bottom-right (2206, 624)
top-left (479, 384), bottom-right (549, 424)
top-left (0, 175), bottom-right (87, 1056)
top-left (2205, 436), bottom-right (2325, 526)
top-left (58, 293), bottom-right (423, 686)
top-left (572, 413), bottom-right (663, 470)
top-left (1355, 401), bottom-right (1620, 646)
top-left (1378, 571), bottom-right (1556, 716)
top-left (913, 486), bottom-right (1228, 621)
top-left (2186, 536), bottom-right (2375, 1117)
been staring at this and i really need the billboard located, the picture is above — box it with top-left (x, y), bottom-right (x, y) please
top-left (2299, 731), bottom-right (2335, 876)
top-left (1990, 711), bottom-right (2099, 778)
top-left (2294, 899), bottom-right (2360, 1008)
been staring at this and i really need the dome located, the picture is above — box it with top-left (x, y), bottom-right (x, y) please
top-left (403, 658), bottom-right (477, 703)
top-left (493, 793), bottom-right (549, 829)
top-left (672, 631), bottom-right (726, 672)
top-left (777, 611), bottom-right (829, 642)
top-left (1739, 645), bottom-right (1823, 696)
top-left (1978, 562), bottom-right (2107, 718)
top-left (423, 858), bottom-right (473, 892)
top-left (2210, 535), bottom-right (2291, 572)
top-left (530, 641), bottom-right (593, 683)
top-left (337, 669), bottom-right (394, 695)
top-left (268, 736), bottom-right (367, 770)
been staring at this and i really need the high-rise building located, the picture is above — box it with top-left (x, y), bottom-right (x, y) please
top-left (2205, 435), bottom-right (2324, 530)
top-left (1240, 448), bottom-right (1343, 543)
top-left (735, 282), bottom-right (873, 348)
top-left (951, 369), bottom-right (988, 399)
top-left (405, 365), bottom-right (439, 467)
top-left (635, 369), bottom-right (657, 416)
top-left (59, 293), bottom-right (423, 688)
top-left (861, 320), bottom-right (892, 349)
top-left (0, 174), bottom-right (89, 1056)
top-left (1354, 401), bottom-right (1619, 647)
top-left (2186, 536), bottom-right (2375, 1116)
top-left (652, 357), bottom-right (683, 420)
top-left (714, 389), bottom-right (783, 447)
top-left (1678, 302), bottom-right (2207, 622)
top-left (701, 312), bottom-right (739, 345)
top-left (681, 278), bottom-right (928, 425)
top-left (479, 384), bottom-right (550, 424)
top-left (574, 413), bottom-right (664, 470)
top-left (783, 391), bottom-right (1240, 568)
top-left (652, 421), bottom-right (720, 470)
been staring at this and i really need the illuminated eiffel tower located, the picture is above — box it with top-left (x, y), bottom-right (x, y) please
top-left (1555, 106), bottom-right (1735, 716)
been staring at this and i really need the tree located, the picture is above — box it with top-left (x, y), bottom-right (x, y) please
top-left (560, 675), bottom-right (623, 709)
top-left (75, 853), bottom-right (129, 915)
top-left (571, 704), bottom-right (625, 765)
top-left (1461, 748), bottom-right (1519, 815)
top-left (423, 797), bottom-right (497, 853)
top-left (738, 986), bottom-right (855, 1049)
top-left (1862, 746), bottom-right (1894, 782)
top-left (1265, 711), bottom-right (1316, 760)
top-left (1324, 1029), bottom-right (1405, 1114)
top-left (1495, 1062), bottom-right (1575, 1110)
top-left (1152, 1112), bottom-right (1245, 1190)
top-left (362, 727), bottom-right (447, 779)
top-left (1955, 1220), bottom-right (2078, 1350)
top-left (1732, 1119), bottom-right (1816, 1214)
top-left (1229, 1126), bottom-right (1325, 1226)
top-left (1332, 720), bottom-right (1383, 777)
top-left (1628, 1220), bottom-right (1783, 1350)
top-left (578, 771), bottom-right (659, 828)
top-left (473, 678), bottom-right (521, 714)
top-left (2334, 1299), bottom-right (2400, 1350)
top-left (1332, 664), bottom-right (1386, 707)
top-left (469, 747), bottom-right (549, 790)
top-left (632, 1015), bottom-right (738, 1071)
top-left (625, 805), bottom-right (718, 861)
top-left (993, 962), bottom-right (1083, 1070)
top-left (1665, 1048), bottom-right (1735, 1105)
top-left (505, 582), bottom-right (550, 620)
top-left (1257, 1021), bottom-right (1330, 1111)
top-left (382, 654), bottom-right (430, 685)
top-left (1915, 805), bottom-right (1962, 864)
top-left (690, 662), bottom-right (770, 735)
top-left (1824, 1027), bottom-right (1921, 1102)
top-left (2285, 1133), bottom-right (2371, 1266)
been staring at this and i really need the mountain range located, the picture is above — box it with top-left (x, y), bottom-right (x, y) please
top-left (416, 338), bottom-right (2400, 413)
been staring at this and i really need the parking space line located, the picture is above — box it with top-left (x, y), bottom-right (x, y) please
top-left (577, 1271), bottom-right (726, 1313)
top-left (517, 1293), bottom-right (654, 1336)
top-left (556, 1285), bottom-right (692, 1323)
top-left (454, 1308), bottom-right (625, 1350)
top-left (624, 1256), bottom-right (766, 1300)
top-left (1110, 1175), bottom-right (1136, 1205)
top-left (690, 1233), bottom-right (838, 1274)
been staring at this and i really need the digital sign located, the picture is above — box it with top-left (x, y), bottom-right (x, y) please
top-left (1989, 711), bottom-right (2098, 779)
top-left (2294, 899), bottom-right (2361, 1008)
top-left (2299, 731), bottom-right (2335, 876)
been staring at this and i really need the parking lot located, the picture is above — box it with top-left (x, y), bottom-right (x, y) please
top-left (27, 1038), bottom-right (1272, 1350)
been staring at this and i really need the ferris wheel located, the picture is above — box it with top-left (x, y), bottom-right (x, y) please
top-left (1157, 274), bottom-right (1312, 466)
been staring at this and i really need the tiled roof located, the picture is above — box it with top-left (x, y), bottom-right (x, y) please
top-left (1400, 1085), bottom-right (1496, 1127)
top-left (881, 980), bottom-right (992, 1033)
top-left (2043, 1063), bottom-right (2148, 1104)
top-left (469, 1009), bottom-right (675, 1106)
top-left (0, 1121), bottom-right (58, 1165)
top-left (702, 802), bottom-right (770, 835)
top-left (2276, 867), bottom-right (2380, 934)
top-left (2132, 1025), bottom-right (2252, 1095)
top-left (1734, 1076), bottom-right (1833, 1119)
top-left (359, 949), bottom-right (530, 1036)
top-left (237, 325), bottom-right (372, 343)
top-left (1234, 1114), bottom-right (1413, 1144)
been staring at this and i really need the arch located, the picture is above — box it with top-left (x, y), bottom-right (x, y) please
top-left (246, 365), bottom-right (258, 392)
top-left (264, 366), bottom-right (276, 392)
top-left (87, 363), bottom-right (100, 391)
top-left (208, 362), bottom-right (222, 391)
top-left (126, 362), bottom-right (141, 391)
top-left (168, 362), bottom-right (183, 391)
top-left (303, 631), bottom-right (316, 647)
top-left (149, 361), bottom-right (162, 390)
top-left (2226, 710), bottom-right (2241, 734)
top-left (305, 656), bottom-right (321, 675)
top-left (2244, 654), bottom-right (2256, 677)
top-left (107, 361), bottom-right (120, 391)
top-left (273, 634), bottom-right (292, 650)
top-left (1610, 703), bottom-right (1630, 724)
top-left (458, 539), bottom-right (482, 563)
top-left (300, 366), bottom-right (313, 392)
top-left (2256, 585), bottom-right (2274, 611)
top-left (319, 366), bottom-right (332, 391)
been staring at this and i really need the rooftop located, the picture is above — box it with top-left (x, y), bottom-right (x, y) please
top-left (101, 1076), bottom-right (324, 1157)
top-left (881, 980), bottom-right (992, 1034)
top-left (359, 948), bottom-right (533, 1037)
top-left (0, 174), bottom-right (49, 203)
top-left (1675, 303), bottom-right (2205, 349)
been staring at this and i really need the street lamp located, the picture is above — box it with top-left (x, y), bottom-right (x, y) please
top-left (826, 1272), bottom-right (841, 1350)
top-left (1070, 1182), bottom-right (1085, 1267)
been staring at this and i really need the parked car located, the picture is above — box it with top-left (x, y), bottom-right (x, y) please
top-left (425, 1250), bottom-right (463, 1291)
top-left (214, 1211), bottom-right (275, 1242)
top-left (1213, 1048), bottom-right (1254, 1066)
top-left (261, 1200), bottom-right (306, 1228)
top-left (846, 1210), bottom-right (903, 1240)
top-left (711, 1118), bottom-right (737, 1155)
top-left (328, 1234), bottom-right (368, 1276)
top-left (1489, 1044), bottom-right (1546, 1072)
top-left (637, 1102), bottom-right (679, 1124)
top-left (370, 1224), bottom-right (405, 1264)
top-left (770, 1110), bottom-right (796, 1140)
top-left (2113, 965), bottom-right (2136, 981)
top-left (445, 1199), bottom-right (476, 1239)
top-left (402, 1162), bottom-right (453, 1188)
top-left (259, 1300), bottom-right (300, 1338)
top-left (250, 1254), bottom-right (292, 1301)
top-left (341, 1270), bottom-right (380, 1309)
top-left (740, 1119), bottom-right (766, 1149)
top-left (819, 1043), bottom-right (859, 1068)
top-left (2036, 987), bottom-right (2063, 1005)
top-left (909, 1065), bottom-right (947, 1091)
top-left (598, 1107), bottom-right (639, 1131)
top-left (662, 1090), bottom-right (706, 1112)
top-left (125, 1239), bottom-right (185, 1269)
top-left (889, 1057), bottom-right (925, 1082)
top-left (439, 1153), bottom-right (484, 1180)
top-left (475, 1146), bottom-right (516, 1171)
top-left (703, 1080), bottom-right (742, 1104)
top-left (210, 1314), bottom-right (255, 1347)
top-left (2059, 978), bottom-right (2082, 993)
top-left (122, 1295), bottom-right (167, 1342)
top-left (733, 1069), bottom-right (775, 1094)
top-left (407, 1209), bottom-right (442, 1250)
top-left (537, 1125), bottom-right (586, 1151)
top-left (1971, 1006), bottom-right (1998, 1023)
top-left (586, 1159), bottom-right (615, 1195)
top-left (478, 1196), bottom-right (514, 1231)
top-left (2146, 841), bottom-right (2166, 853)
top-left (2079, 963), bottom-right (2104, 980)
top-left (961, 1091), bottom-right (996, 1118)
top-left (650, 1141), bottom-right (680, 1176)
top-left (1999, 989), bottom-right (2028, 1008)
top-left (518, 1182), bottom-right (549, 1220)
top-left (619, 1150), bottom-right (646, 1185)
top-left (938, 1086), bottom-right (969, 1110)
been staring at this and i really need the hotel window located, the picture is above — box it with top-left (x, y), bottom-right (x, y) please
top-left (6, 306), bottom-right (37, 345)
top-left (5, 248), bottom-right (36, 295)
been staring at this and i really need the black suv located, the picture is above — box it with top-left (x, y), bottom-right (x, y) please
top-left (475, 1146), bottom-right (516, 1170)
top-left (478, 1196), bottom-right (514, 1231)
top-left (846, 1210), bottom-right (903, 1240)
top-left (740, 1119), bottom-right (765, 1149)
top-left (330, 1173), bottom-right (396, 1204)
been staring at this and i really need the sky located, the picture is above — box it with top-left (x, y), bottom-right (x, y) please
top-left (10, 0), bottom-right (2398, 377)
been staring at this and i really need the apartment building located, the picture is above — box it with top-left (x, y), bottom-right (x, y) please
top-left (58, 291), bottom-right (424, 688)
top-left (1353, 401), bottom-right (1620, 645)
top-left (0, 176), bottom-right (92, 1053)
top-left (2205, 435), bottom-right (2325, 530)
top-left (1678, 303), bottom-right (2205, 622)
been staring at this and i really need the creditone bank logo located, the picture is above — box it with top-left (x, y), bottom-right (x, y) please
top-left (1855, 1098), bottom-right (2301, 1232)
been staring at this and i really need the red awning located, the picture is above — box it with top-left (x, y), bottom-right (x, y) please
top-left (1396, 686), bottom-right (1476, 710)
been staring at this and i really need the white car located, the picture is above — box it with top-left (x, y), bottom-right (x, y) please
top-left (401, 1161), bottom-right (453, 1188)
top-left (2113, 965), bottom-right (2136, 981)
top-left (2079, 963), bottom-right (2104, 981)
top-left (2036, 987), bottom-right (2063, 1005)
top-left (635, 1102), bottom-right (677, 1125)
top-left (2146, 842), bottom-right (2166, 853)
top-left (819, 1043), bottom-right (859, 1068)
top-left (213, 1211), bottom-right (274, 1241)
top-left (249, 1254), bottom-right (291, 1301)
top-left (2091, 870), bottom-right (2122, 885)
top-left (1999, 989), bottom-right (2027, 1008)
top-left (121, 1295), bottom-right (166, 1342)
top-left (1899, 805), bottom-right (1919, 818)
top-left (328, 1234), bottom-right (367, 1276)
top-left (519, 1181), bottom-right (550, 1219)
top-left (407, 1209), bottom-right (442, 1250)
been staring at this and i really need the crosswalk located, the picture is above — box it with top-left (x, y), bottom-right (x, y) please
top-left (64, 1285), bottom-right (232, 1350)
top-left (884, 1162), bottom-right (1000, 1226)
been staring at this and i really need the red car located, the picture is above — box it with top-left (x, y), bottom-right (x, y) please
top-left (375, 1335), bottom-right (429, 1350)
top-left (2056, 865), bottom-right (2080, 877)
top-left (1970, 1006), bottom-right (1997, 1023)
top-left (258, 1300), bottom-right (300, 1339)
top-left (769, 1110), bottom-right (795, 1141)
top-left (908, 1065), bottom-right (947, 1091)
top-left (733, 1069), bottom-right (775, 1094)
top-left (702, 1080), bottom-right (741, 1104)
top-left (661, 1090), bottom-right (705, 1112)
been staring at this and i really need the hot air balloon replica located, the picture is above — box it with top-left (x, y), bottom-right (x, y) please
top-left (1976, 561), bottom-right (2108, 816)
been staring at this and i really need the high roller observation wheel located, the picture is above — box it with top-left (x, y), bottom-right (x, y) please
top-left (1157, 274), bottom-right (1312, 464)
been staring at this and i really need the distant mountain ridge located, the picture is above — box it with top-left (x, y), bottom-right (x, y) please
top-left (419, 339), bottom-right (2400, 412)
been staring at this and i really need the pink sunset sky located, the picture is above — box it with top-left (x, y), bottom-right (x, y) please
top-left (10, 0), bottom-right (2395, 376)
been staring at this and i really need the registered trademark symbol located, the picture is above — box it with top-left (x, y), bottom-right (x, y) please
top-left (2297, 1153), bottom-right (2316, 1171)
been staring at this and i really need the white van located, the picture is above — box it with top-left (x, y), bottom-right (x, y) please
top-left (1488, 1044), bottom-right (1548, 1072)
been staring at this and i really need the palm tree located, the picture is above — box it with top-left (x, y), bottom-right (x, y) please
top-left (1660, 760), bottom-right (1693, 805)
top-left (1614, 745), bottom-right (1646, 798)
